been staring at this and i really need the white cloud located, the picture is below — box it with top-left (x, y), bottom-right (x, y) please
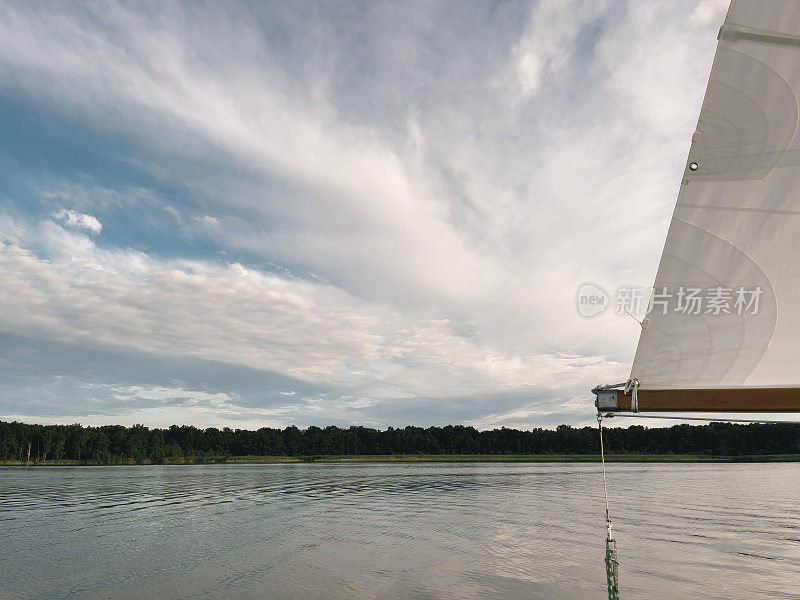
top-left (53, 209), bottom-right (102, 234)
top-left (193, 215), bottom-right (219, 229)
top-left (690, 0), bottom-right (730, 27)
top-left (513, 0), bottom-right (606, 99)
top-left (2, 380), bottom-right (292, 430)
top-left (0, 223), bottom-right (622, 403)
top-left (0, 1), bottom-right (729, 426)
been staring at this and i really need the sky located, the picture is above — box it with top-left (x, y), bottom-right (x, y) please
top-left (0, 0), bottom-right (731, 430)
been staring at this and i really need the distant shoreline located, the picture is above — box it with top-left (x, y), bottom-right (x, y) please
top-left (7, 420), bottom-right (800, 465)
top-left (5, 453), bottom-right (800, 466)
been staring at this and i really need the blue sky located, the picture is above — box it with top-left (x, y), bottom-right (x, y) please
top-left (0, 0), bottom-right (729, 429)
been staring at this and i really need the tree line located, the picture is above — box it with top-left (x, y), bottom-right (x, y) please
top-left (2, 420), bottom-right (800, 464)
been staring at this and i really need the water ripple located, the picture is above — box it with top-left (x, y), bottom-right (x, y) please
top-left (2, 463), bottom-right (800, 599)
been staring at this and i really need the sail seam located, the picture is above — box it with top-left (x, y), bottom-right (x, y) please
top-left (680, 203), bottom-right (800, 215)
top-left (721, 22), bottom-right (800, 48)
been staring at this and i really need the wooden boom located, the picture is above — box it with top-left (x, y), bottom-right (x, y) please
top-left (596, 387), bottom-right (800, 413)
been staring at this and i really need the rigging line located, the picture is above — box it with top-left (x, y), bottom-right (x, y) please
top-left (598, 414), bottom-right (612, 533)
top-left (603, 413), bottom-right (800, 425)
top-left (623, 379), bottom-right (639, 413)
top-left (594, 382), bottom-right (628, 391)
top-left (598, 413), bottom-right (621, 600)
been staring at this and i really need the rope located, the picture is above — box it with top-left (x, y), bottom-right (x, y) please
top-left (598, 413), bottom-right (621, 600)
top-left (623, 379), bottom-right (639, 412)
top-left (592, 382), bottom-right (627, 393)
top-left (603, 413), bottom-right (800, 425)
top-left (598, 414), bottom-right (612, 532)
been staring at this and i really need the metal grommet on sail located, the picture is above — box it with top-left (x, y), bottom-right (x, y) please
top-left (689, 161), bottom-right (699, 171)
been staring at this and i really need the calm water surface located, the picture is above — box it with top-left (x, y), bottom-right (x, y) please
top-left (2, 463), bottom-right (800, 599)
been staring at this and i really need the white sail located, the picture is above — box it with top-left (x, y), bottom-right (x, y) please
top-left (631, 0), bottom-right (800, 390)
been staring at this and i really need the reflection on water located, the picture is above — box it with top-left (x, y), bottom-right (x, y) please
top-left (2, 463), bottom-right (800, 599)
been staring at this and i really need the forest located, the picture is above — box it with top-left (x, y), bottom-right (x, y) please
top-left (3, 420), bottom-right (800, 464)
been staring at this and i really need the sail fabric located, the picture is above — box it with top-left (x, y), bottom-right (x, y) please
top-left (631, 0), bottom-right (800, 390)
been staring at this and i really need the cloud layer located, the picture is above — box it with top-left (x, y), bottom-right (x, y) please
top-left (0, 0), bottom-right (729, 428)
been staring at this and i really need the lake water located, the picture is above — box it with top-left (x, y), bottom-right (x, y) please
top-left (2, 462), bottom-right (800, 599)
